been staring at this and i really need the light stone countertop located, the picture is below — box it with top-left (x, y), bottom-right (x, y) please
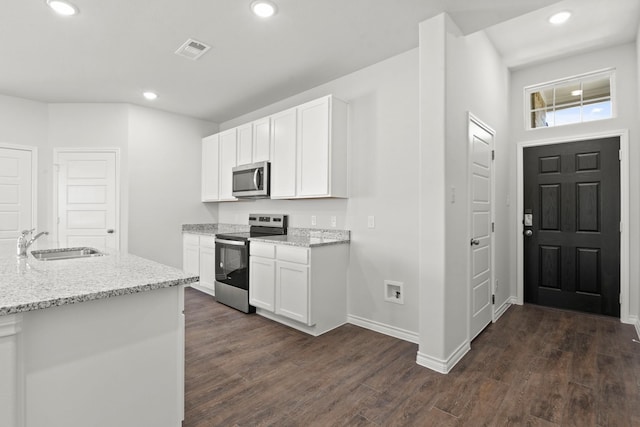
top-left (182, 223), bottom-right (350, 247)
top-left (0, 251), bottom-right (197, 316)
top-left (248, 234), bottom-right (349, 248)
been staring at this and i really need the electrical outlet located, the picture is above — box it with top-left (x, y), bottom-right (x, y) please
top-left (331, 216), bottom-right (337, 227)
top-left (311, 215), bottom-right (317, 226)
top-left (367, 216), bottom-right (375, 229)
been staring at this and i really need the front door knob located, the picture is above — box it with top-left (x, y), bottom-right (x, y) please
top-left (524, 229), bottom-right (533, 237)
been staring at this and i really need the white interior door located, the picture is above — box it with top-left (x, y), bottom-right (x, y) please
top-left (469, 116), bottom-right (494, 340)
top-left (57, 150), bottom-right (118, 251)
top-left (0, 146), bottom-right (34, 256)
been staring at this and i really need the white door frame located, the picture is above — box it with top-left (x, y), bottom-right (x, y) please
top-left (0, 143), bottom-right (38, 232)
top-left (467, 112), bottom-right (496, 341)
top-left (53, 148), bottom-right (121, 251)
top-left (516, 129), bottom-right (630, 323)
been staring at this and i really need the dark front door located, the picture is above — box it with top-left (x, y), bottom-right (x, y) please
top-left (523, 137), bottom-right (620, 317)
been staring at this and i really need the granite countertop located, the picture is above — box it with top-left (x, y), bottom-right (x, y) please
top-left (249, 234), bottom-right (349, 248)
top-left (0, 251), bottom-right (197, 316)
top-left (182, 223), bottom-right (350, 248)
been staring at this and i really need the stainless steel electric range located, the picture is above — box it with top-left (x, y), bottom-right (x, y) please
top-left (214, 214), bottom-right (287, 313)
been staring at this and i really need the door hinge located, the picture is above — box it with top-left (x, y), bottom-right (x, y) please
top-left (492, 294), bottom-right (495, 304)
top-left (620, 222), bottom-right (623, 233)
top-left (619, 149), bottom-right (622, 161)
top-left (492, 222), bottom-right (495, 232)
top-left (491, 150), bottom-right (495, 161)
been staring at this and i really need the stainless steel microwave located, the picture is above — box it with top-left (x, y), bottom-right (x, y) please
top-left (232, 161), bottom-right (270, 198)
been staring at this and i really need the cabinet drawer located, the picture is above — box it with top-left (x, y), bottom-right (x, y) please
top-left (251, 242), bottom-right (275, 258)
top-left (200, 235), bottom-right (215, 248)
top-left (183, 234), bottom-right (199, 246)
top-left (277, 245), bottom-right (309, 264)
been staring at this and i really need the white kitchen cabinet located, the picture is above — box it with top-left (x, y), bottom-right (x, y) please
top-left (249, 241), bottom-right (348, 336)
top-left (183, 234), bottom-right (200, 275)
top-left (198, 236), bottom-right (216, 292)
top-left (252, 117), bottom-right (271, 162)
top-left (276, 260), bottom-right (309, 323)
top-left (201, 134), bottom-right (219, 202)
top-left (271, 95), bottom-right (348, 199)
top-left (219, 128), bottom-right (238, 201)
top-left (236, 123), bottom-right (253, 165)
top-left (183, 233), bottom-right (216, 296)
top-left (249, 255), bottom-right (276, 311)
top-left (270, 107), bottom-right (297, 198)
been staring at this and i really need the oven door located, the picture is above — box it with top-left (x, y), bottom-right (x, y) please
top-left (214, 238), bottom-right (249, 290)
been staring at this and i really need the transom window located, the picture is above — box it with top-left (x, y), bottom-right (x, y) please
top-left (525, 69), bottom-right (614, 129)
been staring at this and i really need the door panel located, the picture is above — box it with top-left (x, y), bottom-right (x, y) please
top-left (523, 138), bottom-right (620, 316)
top-left (57, 151), bottom-right (117, 251)
top-left (0, 147), bottom-right (33, 256)
top-left (469, 119), bottom-right (494, 340)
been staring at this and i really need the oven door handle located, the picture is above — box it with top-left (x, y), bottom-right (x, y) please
top-left (215, 238), bottom-right (247, 246)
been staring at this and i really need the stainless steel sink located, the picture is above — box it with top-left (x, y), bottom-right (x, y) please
top-left (31, 247), bottom-right (105, 261)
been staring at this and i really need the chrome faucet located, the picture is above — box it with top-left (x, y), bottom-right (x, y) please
top-left (17, 229), bottom-right (49, 258)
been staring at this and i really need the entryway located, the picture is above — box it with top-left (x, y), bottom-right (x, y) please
top-left (518, 133), bottom-right (629, 319)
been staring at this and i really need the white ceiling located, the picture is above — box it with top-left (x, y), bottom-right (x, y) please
top-left (485, 0), bottom-right (640, 68)
top-left (1, 0), bottom-right (636, 122)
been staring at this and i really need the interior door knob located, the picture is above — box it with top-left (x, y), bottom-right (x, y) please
top-left (524, 229), bottom-right (533, 237)
top-left (470, 238), bottom-right (480, 246)
top-left (107, 229), bottom-right (115, 234)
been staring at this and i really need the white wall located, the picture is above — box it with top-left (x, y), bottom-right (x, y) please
top-left (417, 14), bottom-right (511, 371)
top-left (637, 28), bottom-right (640, 330)
top-left (0, 95), bottom-right (49, 233)
top-left (509, 43), bottom-right (639, 321)
top-left (127, 105), bottom-right (217, 268)
top-left (48, 103), bottom-right (130, 250)
top-left (1, 100), bottom-right (217, 268)
top-left (215, 49), bottom-right (421, 336)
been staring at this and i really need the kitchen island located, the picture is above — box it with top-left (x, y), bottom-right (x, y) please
top-left (0, 251), bottom-right (197, 427)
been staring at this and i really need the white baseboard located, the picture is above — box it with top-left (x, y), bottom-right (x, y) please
top-left (630, 316), bottom-right (640, 340)
top-left (347, 314), bottom-right (419, 344)
top-left (492, 298), bottom-right (514, 322)
top-left (416, 340), bottom-right (470, 374)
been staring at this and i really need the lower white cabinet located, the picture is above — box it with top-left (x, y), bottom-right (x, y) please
top-left (249, 256), bottom-right (275, 311)
top-left (249, 242), bottom-right (348, 336)
top-left (183, 233), bottom-right (216, 296)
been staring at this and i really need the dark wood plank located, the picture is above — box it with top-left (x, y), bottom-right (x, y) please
top-left (182, 288), bottom-right (640, 427)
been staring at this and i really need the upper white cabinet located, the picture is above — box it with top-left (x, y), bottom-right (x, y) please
top-left (236, 123), bottom-right (253, 166)
top-left (270, 108), bottom-right (298, 199)
top-left (201, 134), bottom-right (220, 202)
top-left (201, 94), bottom-right (348, 202)
top-left (218, 128), bottom-right (238, 201)
top-left (252, 117), bottom-right (271, 163)
top-left (272, 95), bottom-right (348, 199)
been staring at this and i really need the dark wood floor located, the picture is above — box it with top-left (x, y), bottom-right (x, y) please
top-left (183, 288), bottom-right (640, 426)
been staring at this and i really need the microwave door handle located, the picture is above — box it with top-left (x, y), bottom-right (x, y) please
top-left (253, 168), bottom-right (260, 190)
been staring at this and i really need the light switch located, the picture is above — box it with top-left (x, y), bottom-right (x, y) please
top-left (367, 216), bottom-right (375, 228)
top-left (311, 215), bottom-right (317, 226)
top-left (330, 216), bottom-right (337, 227)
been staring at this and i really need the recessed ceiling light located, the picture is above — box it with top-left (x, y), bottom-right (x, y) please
top-left (251, 1), bottom-right (277, 18)
top-left (46, 0), bottom-right (78, 16)
top-left (143, 91), bottom-right (158, 101)
top-left (549, 11), bottom-right (571, 25)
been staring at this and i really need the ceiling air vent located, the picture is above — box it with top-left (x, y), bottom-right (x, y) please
top-left (175, 38), bottom-right (211, 60)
